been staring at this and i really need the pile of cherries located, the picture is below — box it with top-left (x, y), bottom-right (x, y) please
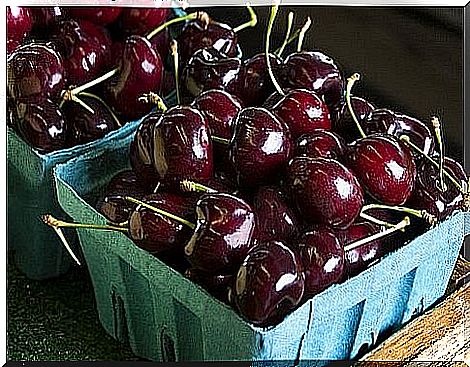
top-left (42, 5), bottom-right (468, 328)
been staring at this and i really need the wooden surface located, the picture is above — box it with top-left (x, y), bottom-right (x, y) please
top-left (359, 256), bottom-right (470, 365)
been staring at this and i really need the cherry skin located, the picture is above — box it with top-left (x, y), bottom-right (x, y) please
top-left (104, 35), bottom-right (163, 120)
top-left (7, 6), bottom-right (33, 46)
top-left (407, 157), bottom-right (468, 222)
top-left (129, 192), bottom-right (194, 255)
top-left (13, 98), bottom-right (68, 153)
top-left (152, 106), bottom-right (213, 186)
top-left (184, 193), bottom-right (256, 274)
top-left (336, 96), bottom-right (376, 142)
top-left (233, 240), bottom-right (305, 326)
top-left (287, 157), bottom-right (364, 229)
top-left (296, 227), bottom-right (344, 300)
top-left (185, 268), bottom-right (234, 303)
top-left (295, 129), bottom-right (346, 160)
top-left (273, 89), bottom-right (332, 139)
top-left (118, 8), bottom-right (170, 36)
top-left (66, 7), bottom-right (122, 26)
top-left (176, 18), bottom-right (238, 66)
top-left (7, 42), bottom-right (65, 102)
top-left (29, 7), bottom-right (64, 33)
top-left (345, 134), bottom-right (416, 206)
top-left (253, 186), bottom-right (300, 244)
top-left (281, 51), bottom-right (345, 121)
top-left (96, 170), bottom-right (150, 224)
top-left (62, 95), bottom-right (119, 145)
top-left (229, 107), bottom-right (293, 188)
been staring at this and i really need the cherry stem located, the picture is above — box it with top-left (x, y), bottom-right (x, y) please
top-left (233, 4), bottom-right (258, 33)
top-left (42, 214), bottom-right (128, 233)
top-left (296, 16), bottom-right (312, 52)
top-left (146, 11), bottom-right (201, 40)
top-left (400, 135), bottom-right (465, 194)
top-left (431, 116), bottom-right (447, 192)
top-left (138, 92), bottom-right (168, 112)
top-left (344, 216), bottom-right (410, 253)
top-left (212, 136), bottom-right (231, 145)
top-left (60, 89), bottom-right (95, 114)
top-left (171, 40), bottom-right (181, 105)
top-left (266, 1), bottom-right (285, 97)
top-left (361, 203), bottom-right (437, 226)
top-left (276, 11), bottom-right (294, 57)
top-left (79, 91), bottom-right (123, 128)
top-left (359, 212), bottom-right (398, 230)
top-left (346, 73), bottom-right (366, 139)
top-left (124, 196), bottom-right (196, 230)
top-left (180, 180), bottom-right (217, 193)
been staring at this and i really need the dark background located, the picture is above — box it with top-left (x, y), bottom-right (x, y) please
top-left (7, 6), bottom-right (467, 361)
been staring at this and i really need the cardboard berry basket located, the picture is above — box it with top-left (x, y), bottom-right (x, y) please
top-left (53, 134), bottom-right (470, 363)
top-left (7, 7), bottom-right (186, 280)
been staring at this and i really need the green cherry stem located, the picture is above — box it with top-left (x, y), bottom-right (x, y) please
top-left (233, 4), bottom-right (258, 33)
top-left (361, 203), bottom-right (437, 226)
top-left (344, 216), bottom-right (410, 253)
top-left (266, 1), bottom-right (285, 97)
top-left (400, 135), bottom-right (465, 194)
top-left (275, 11), bottom-right (294, 57)
top-left (138, 92), bottom-right (168, 112)
top-left (359, 212), bottom-right (397, 230)
top-left (212, 136), bottom-right (231, 145)
top-left (124, 196), bottom-right (196, 230)
top-left (296, 16), bottom-right (312, 52)
top-left (42, 214), bottom-right (128, 233)
top-left (78, 91), bottom-right (123, 128)
top-left (171, 40), bottom-right (181, 105)
top-left (346, 73), bottom-right (366, 139)
top-left (180, 180), bottom-right (217, 193)
top-left (146, 11), bottom-right (201, 40)
top-left (431, 116), bottom-right (447, 192)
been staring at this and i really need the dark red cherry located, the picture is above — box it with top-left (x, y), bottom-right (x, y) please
top-left (335, 222), bottom-right (384, 279)
top-left (185, 268), bottom-right (234, 303)
top-left (7, 6), bottom-right (33, 45)
top-left (346, 134), bottom-right (416, 206)
top-left (97, 170), bottom-right (149, 224)
top-left (104, 35), bottom-right (163, 120)
top-left (13, 98), bottom-right (68, 153)
top-left (287, 157), bottom-right (364, 229)
top-left (296, 227), bottom-right (344, 299)
top-left (407, 157), bottom-right (468, 221)
top-left (233, 240), bottom-right (304, 326)
top-left (62, 95), bottom-right (119, 145)
top-left (182, 47), bottom-right (242, 99)
top-left (229, 107), bottom-right (292, 188)
top-left (52, 19), bottom-right (112, 86)
top-left (152, 106), bottom-right (213, 186)
top-left (363, 109), bottom-right (435, 158)
top-left (232, 53), bottom-right (283, 107)
top-left (150, 27), bottom-right (171, 62)
top-left (295, 129), bottom-right (346, 160)
top-left (336, 96), bottom-right (375, 142)
top-left (67, 7), bottom-right (122, 25)
top-left (29, 7), bottom-right (64, 33)
top-left (253, 186), bottom-right (299, 244)
top-left (184, 193), bottom-right (256, 274)
top-left (129, 192), bottom-right (194, 254)
top-left (281, 51), bottom-right (345, 120)
top-left (273, 89), bottom-right (331, 139)
top-left (7, 39), bottom-right (21, 55)
top-left (118, 8), bottom-right (169, 36)
top-left (7, 42), bottom-right (65, 102)
top-left (176, 18), bottom-right (238, 66)
top-left (129, 112), bottom-right (162, 189)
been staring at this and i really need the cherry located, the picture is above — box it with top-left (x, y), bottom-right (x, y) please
top-left (29, 7), bottom-right (64, 33)
top-left (229, 107), bottom-right (292, 188)
top-left (233, 240), bottom-right (304, 326)
top-left (118, 8), bottom-right (170, 36)
top-left (67, 7), bottom-right (122, 26)
top-left (287, 157), bottom-right (364, 229)
top-left (7, 39), bottom-right (21, 55)
top-left (7, 6), bottom-right (33, 47)
top-left (62, 93), bottom-right (120, 145)
top-left (253, 186), bottom-right (299, 244)
top-left (184, 193), bottom-right (256, 274)
top-left (295, 129), bottom-right (346, 160)
top-left (7, 42), bottom-right (65, 102)
top-left (13, 98), bottom-right (68, 153)
top-left (336, 96), bottom-right (375, 142)
top-left (185, 268), bottom-right (234, 303)
top-left (296, 227), bottom-right (344, 299)
top-left (345, 134), bottom-right (416, 206)
top-left (104, 35), bottom-right (163, 120)
top-left (273, 89), bottom-right (332, 139)
top-left (152, 105), bottom-right (213, 186)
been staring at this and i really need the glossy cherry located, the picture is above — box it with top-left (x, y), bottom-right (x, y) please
top-left (273, 89), bottom-right (332, 139)
top-left (118, 8), bottom-right (170, 36)
top-left (287, 157), bottom-right (364, 229)
top-left (253, 186), bottom-right (299, 244)
top-left (229, 107), bottom-right (292, 188)
top-left (7, 6), bottom-right (33, 47)
top-left (185, 268), bottom-right (234, 302)
top-left (7, 42), bottom-right (65, 102)
top-left (104, 35), bottom-right (163, 120)
top-left (184, 193), bottom-right (256, 274)
top-left (67, 7), bottom-right (122, 25)
top-left (233, 240), bottom-right (304, 326)
top-left (296, 227), bottom-right (344, 299)
top-left (345, 134), bottom-right (416, 206)
top-left (295, 129), bottom-right (346, 160)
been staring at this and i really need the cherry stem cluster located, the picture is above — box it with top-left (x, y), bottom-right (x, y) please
top-left (265, 1), bottom-right (285, 97)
